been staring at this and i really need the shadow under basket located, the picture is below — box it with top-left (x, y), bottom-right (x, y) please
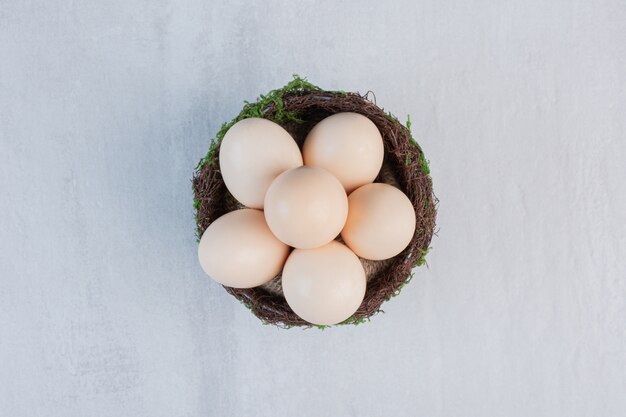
top-left (192, 79), bottom-right (437, 327)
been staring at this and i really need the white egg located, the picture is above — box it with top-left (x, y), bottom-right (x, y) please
top-left (219, 118), bottom-right (302, 208)
top-left (303, 112), bottom-right (384, 193)
top-left (198, 209), bottom-right (290, 288)
top-left (264, 166), bottom-right (348, 249)
top-left (282, 241), bottom-right (366, 325)
top-left (341, 183), bottom-right (416, 260)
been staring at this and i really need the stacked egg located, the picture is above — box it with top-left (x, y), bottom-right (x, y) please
top-left (198, 113), bottom-right (416, 325)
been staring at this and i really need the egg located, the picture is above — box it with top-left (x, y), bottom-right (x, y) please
top-left (303, 112), bottom-right (384, 193)
top-left (219, 117), bottom-right (302, 208)
top-left (264, 166), bottom-right (348, 249)
top-left (198, 209), bottom-right (290, 288)
top-left (282, 241), bottom-right (366, 325)
top-left (341, 183), bottom-right (416, 260)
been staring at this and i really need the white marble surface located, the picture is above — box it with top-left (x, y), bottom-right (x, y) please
top-left (2, 1), bottom-right (626, 416)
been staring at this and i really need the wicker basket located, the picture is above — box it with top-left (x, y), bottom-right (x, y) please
top-left (192, 77), bottom-right (437, 327)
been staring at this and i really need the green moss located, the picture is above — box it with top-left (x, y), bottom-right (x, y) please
top-left (407, 115), bottom-right (431, 175)
top-left (419, 151), bottom-right (431, 175)
top-left (304, 315), bottom-right (373, 330)
top-left (416, 246), bottom-right (431, 267)
top-left (402, 113), bottom-right (432, 175)
top-left (339, 315), bottom-right (371, 326)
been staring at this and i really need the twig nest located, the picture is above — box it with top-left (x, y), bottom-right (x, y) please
top-left (192, 76), bottom-right (437, 327)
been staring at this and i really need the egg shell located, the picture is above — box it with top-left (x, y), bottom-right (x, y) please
top-left (282, 241), bottom-right (366, 325)
top-left (198, 209), bottom-right (290, 288)
top-left (264, 166), bottom-right (348, 249)
top-left (219, 118), bottom-right (302, 209)
top-left (303, 112), bottom-right (384, 193)
top-left (341, 183), bottom-right (416, 261)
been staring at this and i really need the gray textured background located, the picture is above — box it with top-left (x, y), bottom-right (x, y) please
top-left (2, 1), bottom-right (626, 416)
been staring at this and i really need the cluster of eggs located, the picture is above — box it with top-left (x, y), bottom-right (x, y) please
top-left (198, 113), bottom-right (416, 325)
